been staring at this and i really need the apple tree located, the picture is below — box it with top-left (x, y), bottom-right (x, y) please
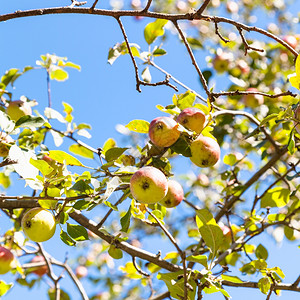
top-left (0, 1), bottom-right (300, 299)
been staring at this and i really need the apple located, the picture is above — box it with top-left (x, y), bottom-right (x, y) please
top-left (190, 135), bottom-right (220, 168)
top-left (130, 166), bottom-right (168, 204)
top-left (242, 88), bottom-right (264, 107)
top-left (75, 265), bottom-right (88, 278)
top-left (30, 255), bottom-right (48, 276)
top-left (0, 132), bottom-right (14, 157)
top-left (21, 207), bottom-right (56, 242)
top-left (176, 107), bottom-right (206, 134)
top-left (226, 1), bottom-right (239, 13)
top-left (195, 173), bottom-right (209, 187)
top-left (148, 117), bottom-right (180, 148)
top-left (283, 35), bottom-right (298, 49)
top-left (6, 100), bottom-right (32, 122)
top-left (160, 180), bottom-right (184, 208)
top-left (213, 51), bottom-right (232, 74)
top-left (0, 246), bottom-right (15, 274)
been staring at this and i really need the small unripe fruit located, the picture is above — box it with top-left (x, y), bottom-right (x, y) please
top-left (6, 100), bottom-right (32, 121)
top-left (148, 117), bottom-right (180, 147)
top-left (190, 136), bottom-right (220, 168)
top-left (160, 180), bottom-right (184, 208)
top-left (21, 208), bottom-right (56, 242)
top-left (177, 107), bottom-right (206, 134)
top-left (213, 51), bottom-right (232, 74)
top-left (30, 255), bottom-right (48, 276)
top-left (0, 246), bottom-right (15, 274)
top-left (130, 166), bottom-right (168, 204)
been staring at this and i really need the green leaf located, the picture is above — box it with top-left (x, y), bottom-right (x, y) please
top-left (258, 277), bottom-right (271, 295)
top-left (287, 129), bottom-right (296, 155)
top-left (125, 119), bottom-right (150, 133)
top-left (288, 55), bottom-right (300, 90)
top-left (71, 179), bottom-right (93, 195)
top-left (221, 274), bottom-right (244, 283)
top-left (120, 205), bottom-right (131, 233)
top-left (48, 288), bottom-right (71, 300)
top-left (60, 230), bottom-right (76, 246)
top-left (170, 136), bottom-right (192, 157)
top-left (38, 199), bottom-right (57, 210)
top-left (67, 223), bottom-right (89, 241)
top-left (30, 158), bottom-right (54, 176)
top-left (255, 244), bottom-right (268, 260)
top-left (153, 48), bottom-right (167, 56)
top-left (186, 254), bottom-right (208, 268)
top-left (0, 110), bottom-right (15, 132)
top-left (48, 150), bottom-right (85, 167)
top-left (102, 176), bottom-right (122, 201)
top-left (144, 19), bottom-right (168, 45)
top-left (15, 116), bottom-right (45, 128)
top-left (69, 144), bottom-right (94, 159)
top-left (259, 113), bottom-right (278, 126)
top-left (73, 200), bottom-right (91, 210)
top-left (0, 281), bottom-right (13, 296)
top-left (186, 37), bottom-right (203, 49)
top-left (102, 138), bottom-right (116, 154)
top-left (172, 91), bottom-right (196, 110)
top-left (108, 244), bottom-right (123, 259)
top-left (50, 67), bottom-right (69, 81)
top-left (105, 147), bottom-right (128, 162)
top-left (196, 209), bottom-right (224, 259)
top-left (261, 187), bottom-right (290, 208)
top-left (60, 211), bottom-right (69, 224)
top-left (223, 154), bottom-right (237, 166)
top-left (157, 271), bottom-right (196, 300)
top-left (141, 67), bottom-right (151, 83)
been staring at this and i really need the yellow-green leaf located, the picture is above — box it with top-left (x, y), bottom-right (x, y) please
top-left (144, 19), bottom-right (168, 45)
top-left (125, 119), bottom-right (149, 133)
top-left (48, 150), bottom-right (85, 167)
top-left (69, 144), bottom-right (94, 159)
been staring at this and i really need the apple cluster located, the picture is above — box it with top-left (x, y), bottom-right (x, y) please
top-left (130, 107), bottom-right (221, 207)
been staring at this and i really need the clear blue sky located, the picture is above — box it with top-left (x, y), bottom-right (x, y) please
top-left (0, 1), bottom-right (300, 300)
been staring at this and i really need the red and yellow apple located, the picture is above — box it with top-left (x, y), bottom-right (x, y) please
top-left (176, 107), bottom-right (206, 134)
top-left (190, 136), bottom-right (220, 168)
top-left (21, 207), bottom-right (56, 242)
top-left (160, 180), bottom-right (184, 208)
top-left (130, 166), bottom-right (168, 204)
top-left (148, 117), bottom-right (180, 147)
top-left (0, 246), bottom-right (15, 274)
top-left (30, 255), bottom-right (48, 276)
top-left (6, 100), bottom-right (32, 122)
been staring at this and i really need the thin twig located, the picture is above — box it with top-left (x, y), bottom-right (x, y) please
top-left (132, 256), bottom-right (150, 277)
top-left (173, 20), bottom-right (214, 103)
top-left (196, 0), bottom-right (211, 16)
top-left (115, 16), bottom-right (141, 92)
top-left (90, 0), bottom-right (99, 10)
top-left (214, 21), bottom-right (230, 43)
top-left (237, 27), bottom-right (264, 55)
top-left (96, 190), bottom-right (130, 229)
top-left (142, 0), bottom-right (153, 12)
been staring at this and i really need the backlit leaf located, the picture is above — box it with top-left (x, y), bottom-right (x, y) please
top-left (144, 19), bottom-right (168, 45)
top-left (125, 119), bottom-right (149, 133)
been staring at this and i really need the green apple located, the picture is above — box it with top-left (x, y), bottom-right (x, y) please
top-left (213, 51), bottom-right (232, 74)
top-left (30, 255), bottom-right (48, 276)
top-left (130, 166), bottom-right (168, 204)
top-left (190, 135), bottom-right (220, 168)
top-left (21, 207), bottom-right (56, 242)
top-left (177, 107), bottom-right (206, 134)
top-left (242, 88), bottom-right (264, 107)
top-left (0, 246), bottom-right (15, 274)
top-left (6, 100), bottom-right (32, 122)
top-left (148, 117), bottom-right (180, 147)
top-left (160, 180), bottom-right (184, 208)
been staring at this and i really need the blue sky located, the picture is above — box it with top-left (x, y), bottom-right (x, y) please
top-left (0, 1), bottom-right (300, 300)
